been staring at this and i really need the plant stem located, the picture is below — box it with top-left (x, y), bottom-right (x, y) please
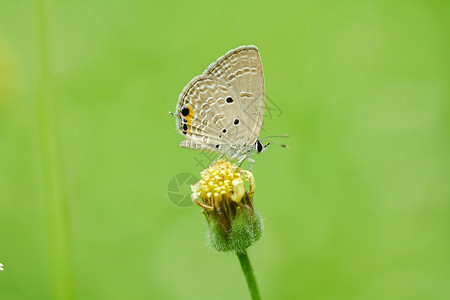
top-left (236, 250), bottom-right (261, 300)
top-left (36, 0), bottom-right (74, 299)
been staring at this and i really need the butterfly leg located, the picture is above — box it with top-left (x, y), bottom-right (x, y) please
top-left (246, 157), bottom-right (255, 171)
top-left (236, 156), bottom-right (255, 171)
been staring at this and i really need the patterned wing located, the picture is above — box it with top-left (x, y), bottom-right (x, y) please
top-left (203, 45), bottom-right (265, 145)
top-left (176, 75), bottom-right (251, 153)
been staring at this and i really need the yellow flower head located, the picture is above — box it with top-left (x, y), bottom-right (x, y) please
top-left (191, 159), bottom-right (254, 209)
top-left (191, 159), bottom-right (262, 252)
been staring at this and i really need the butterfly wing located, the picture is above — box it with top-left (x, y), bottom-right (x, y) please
top-left (176, 75), bottom-right (249, 153)
top-left (203, 45), bottom-right (265, 145)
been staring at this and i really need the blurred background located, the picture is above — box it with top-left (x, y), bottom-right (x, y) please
top-left (1, 1), bottom-right (449, 299)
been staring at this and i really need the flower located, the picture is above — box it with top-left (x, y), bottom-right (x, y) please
top-left (191, 159), bottom-right (262, 252)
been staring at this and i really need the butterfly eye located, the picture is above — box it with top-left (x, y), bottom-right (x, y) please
top-left (257, 141), bottom-right (263, 153)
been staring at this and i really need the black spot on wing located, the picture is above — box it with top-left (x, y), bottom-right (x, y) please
top-left (181, 107), bottom-right (190, 116)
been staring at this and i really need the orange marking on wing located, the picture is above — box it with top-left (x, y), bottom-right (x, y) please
top-left (185, 105), bottom-right (195, 126)
top-left (181, 105), bottom-right (194, 133)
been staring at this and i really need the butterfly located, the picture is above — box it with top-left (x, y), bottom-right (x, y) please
top-left (173, 45), bottom-right (270, 169)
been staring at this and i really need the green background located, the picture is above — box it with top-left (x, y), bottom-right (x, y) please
top-left (1, 1), bottom-right (449, 299)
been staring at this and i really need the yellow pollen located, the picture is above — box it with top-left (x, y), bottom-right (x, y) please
top-left (191, 159), bottom-right (255, 207)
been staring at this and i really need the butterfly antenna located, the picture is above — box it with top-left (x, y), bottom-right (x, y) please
top-left (169, 111), bottom-right (177, 117)
top-left (259, 134), bottom-right (289, 140)
top-left (266, 140), bottom-right (289, 149)
top-left (260, 135), bottom-right (289, 149)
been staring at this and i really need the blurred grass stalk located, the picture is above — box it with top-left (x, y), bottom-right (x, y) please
top-left (36, 0), bottom-right (74, 299)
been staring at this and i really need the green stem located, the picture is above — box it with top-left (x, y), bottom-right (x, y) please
top-left (36, 0), bottom-right (74, 299)
top-left (236, 250), bottom-right (261, 300)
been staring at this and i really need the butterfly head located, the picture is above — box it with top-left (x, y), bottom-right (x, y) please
top-left (255, 140), bottom-right (270, 154)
